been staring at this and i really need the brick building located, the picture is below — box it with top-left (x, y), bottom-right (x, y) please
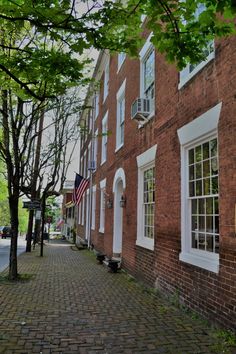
top-left (76, 29), bottom-right (236, 329)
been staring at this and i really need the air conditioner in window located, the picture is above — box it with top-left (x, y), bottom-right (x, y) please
top-left (87, 160), bottom-right (96, 171)
top-left (131, 98), bottom-right (151, 125)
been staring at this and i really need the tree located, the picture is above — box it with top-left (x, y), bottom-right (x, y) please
top-left (0, 0), bottom-right (234, 87)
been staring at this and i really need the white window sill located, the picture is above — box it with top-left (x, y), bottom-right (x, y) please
top-left (99, 228), bottom-right (104, 234)
top-left (100, 159), bottom-right (106, 166)
top-left (136, 238), bottom-right (154, 251)
top-left (178, 51), bottom-right (215, 90)
top-left (115, 143), bottom-right (124, 153)
top-left (179, 251), bottom-right (219, 273)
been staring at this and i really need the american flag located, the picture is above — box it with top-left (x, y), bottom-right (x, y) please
top-left (72, 173), bottom-right (89, 206)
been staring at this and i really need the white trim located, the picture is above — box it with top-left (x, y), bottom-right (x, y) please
top-left (136, 145), bottom-right (157, 251)
top-left (91, 185), bottom-right (96, 230)
top-left (178, 103), bottom-right (222, 273)
top-left (99, 178), bottom-right (106, 233)
top-left (177, 103), bottom-right (222, 145)
top-left (112, 168), bottom-right (126, 193)
top-left (116, 79), bottom-right (126, 100)
top-left (137, 144), bottom-right (157, 168)
top-left (103, 60), bottom-right (109, 102)
top-left (116, 79), bottom-right (126, 150)
top-left (101, 112), bottom-right (108, 165)
top-left (117, 52), bottom-right (126, 72)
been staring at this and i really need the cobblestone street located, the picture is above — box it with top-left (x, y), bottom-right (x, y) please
top-left (0, 240), bottom-right (234, 354)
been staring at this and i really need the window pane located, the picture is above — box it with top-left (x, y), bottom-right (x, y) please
top-left (144, 50), bottom-right (154, 92)
top-left (211, 176), bottom-right (218, 194)
top-left (203, 142), bottom-right (209, 159)
top-left (203, 178), bottom-right (210, 195)
top-left (189, 181), bottom-right (195, 197)
top-left (211, 158), bottom-right (218, 176)
top-left (214, 197), bottom-right (219, 214)
top-left (189, 149), bottom-right (194, 165)
top-left (195, 145), bottom-right (202, 162)
top-left (189, 165), bottom-right (194, 180)
top-left (192, 232), bottom-right (198, 249)
top-left (198, 233), bottom-right (206, 250)
top-left (210, 138), bottom-right (217, 157)
top-left (215, 216), bottom-right (219, 233)
top-left (192, 199), bottom-right (198, 214)
top-left (199, 198), bottom-right (205, 214)
top-left (206, 198), bottom-right (213, 214)
top-left (203, 160), bottom-right (210, 177)
top-left (206, 216), bottom-right (213, 233)
top-left (206, 234), bottom-right (213, 252)
top-left (196, 180), bottom-right (202, 196)
top-left (196, 162), bottom-right (202, 179)
top-left (199, 216), bottom-right (205, 232)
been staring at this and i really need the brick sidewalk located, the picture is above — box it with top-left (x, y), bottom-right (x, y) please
top-left (0, 240), bottom-right (234, 354)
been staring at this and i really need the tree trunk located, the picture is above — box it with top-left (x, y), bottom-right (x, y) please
top-left (8, 194), bottom-right (19, 280)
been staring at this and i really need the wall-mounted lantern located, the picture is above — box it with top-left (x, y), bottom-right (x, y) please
top-left (107, 199), bottom-right (113, 209)
top-left (120, 194), bottom-right (126, 208)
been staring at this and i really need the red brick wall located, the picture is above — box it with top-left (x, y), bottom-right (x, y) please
top-left (80, 36), bottom-right (236, 329)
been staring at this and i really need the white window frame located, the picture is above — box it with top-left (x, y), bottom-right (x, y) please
top-left (103, 60), bottom-right (109, 102)
top-left (177, 102), bottom-right (222, 273)
top-left (91, 185), bottom-right (96, 230)
top-left (117, 52), bottom-right (126, 72)
top-left (179, 4), bottom-right (215, 89)
top-left (99, 178), bottom-right (106, 233)
top-left (101, 112), bottom-right (108, 165)
top-left (87, 143), bottom-right (91, 178)
top-left (136, 145), bottom-right (157, 250)
top-left (83, 151), bottom-right (87, 178)
top-left (116, 79), bottom-right (126, 151)
top-left (93, 129), bottom-right (98, 172)
top-left (139, 33), bottom-right (155, 119)
top-left (94, 92), bottom-right (99, 119)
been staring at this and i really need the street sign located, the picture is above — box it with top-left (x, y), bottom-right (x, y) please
top-left (23, 200), bottom-right (41, 210)
top-left (35, 210), bottom-right (42, 220)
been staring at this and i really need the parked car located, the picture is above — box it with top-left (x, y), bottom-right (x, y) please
top-left (0, 226), bottom-right (11, 239)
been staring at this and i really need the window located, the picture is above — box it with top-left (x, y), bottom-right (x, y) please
top-left (93, 129), bottom-right (98, 172)
top-left (117, 52), bottom-right (126, 71)
top-left (136, 145), bottom-right (157, 250)
top-left (179, 4), bottom-right (215, 89)
top-left (140, 34), bottom-right (155, 114)
top-left (116, 80), bottom-right (126, 150)
top-left (177, 102), bottom-right (222, 273)
top-left (103, 60), bottom-right (109, 101)
top-left (101, 112), bottom-right (108, 165)
top-left (94, 92), bottom-right (99, 119)
top-left (188, 138), bottom-right (219, 253)
top-left (91, 186), bottom-right (96, 230)
top-left (99, 179), bottom-right (106, 233)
